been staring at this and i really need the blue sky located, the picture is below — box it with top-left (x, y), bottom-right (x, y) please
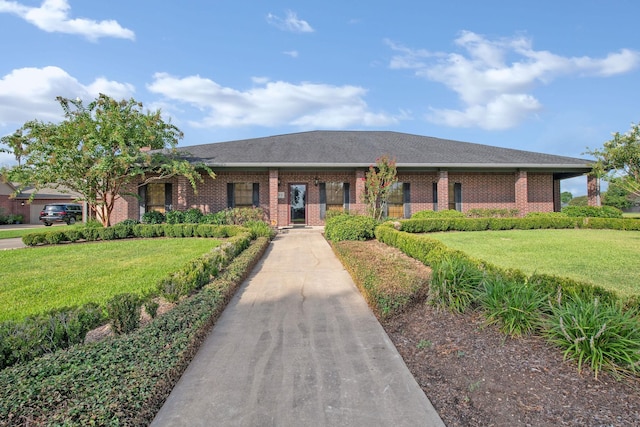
top-left (1, 1), bottom-right (639, 195)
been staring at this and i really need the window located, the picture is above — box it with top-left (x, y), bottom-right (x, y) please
top-left (319, 182), bottom-right (350, 219)
top-left (326, 182), bottom-right (345, 213)
top-left (146, 183), bottom-right (167, 213)
top-left (138, 183), bottom-right (172, 220)
top-left (227, 183), bottom-right (259, 208)
top-left (383, 182), bottom-right (410, 219)
top-left (449, 182), bottom-right (462, 211)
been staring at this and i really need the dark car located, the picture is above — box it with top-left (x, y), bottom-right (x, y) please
top-left (39, 203), bottom-right (83, 226)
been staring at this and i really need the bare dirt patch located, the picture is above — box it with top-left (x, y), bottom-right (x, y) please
top-left (358, 240), bottom-right (640, 426)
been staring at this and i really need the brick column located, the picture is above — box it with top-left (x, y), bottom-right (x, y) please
top-left (515, 170), bottom-right (528, 216)
top-left (354, 169), bottom-right (366, 215)
top-left (553, 179), bottom-right (561, 212)
top-left (269, 169), bottom-right (279, 226)
top-left (437, 170), bottom-right (449, 212)
top-left (587, 175), bottom-right (601, 206)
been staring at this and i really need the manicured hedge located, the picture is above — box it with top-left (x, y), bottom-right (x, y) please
top-left (0, 236), bottom-right (270, 426)
top-left (21, 223), bottom-right (250, 246)
top-left (324, 214), bottom-right (377, 241)
top-left (397, 216), bottom-right (640, 234)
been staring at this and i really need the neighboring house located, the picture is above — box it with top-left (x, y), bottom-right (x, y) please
top-left (0, 176), bottom-right (81, 224)
top-left (111, 131), bottom-right (596, 226)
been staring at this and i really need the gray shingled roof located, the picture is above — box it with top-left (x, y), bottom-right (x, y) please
top-left (178, 131), bottom-right (592, 172)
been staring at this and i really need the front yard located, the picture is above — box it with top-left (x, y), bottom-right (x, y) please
top-left (429, 229), bottom-right (640, 298)
top-left (0, 238), bottom-right (221, 322)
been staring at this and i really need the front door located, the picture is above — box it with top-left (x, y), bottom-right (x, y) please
top-left (289, 184), bottom-right (307, 225)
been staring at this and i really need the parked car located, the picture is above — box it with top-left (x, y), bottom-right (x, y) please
top-left (39, 203), bottom-right (83, 226)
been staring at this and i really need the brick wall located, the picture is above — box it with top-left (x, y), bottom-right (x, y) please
top-left (110, 169), bottom-right (567, 226)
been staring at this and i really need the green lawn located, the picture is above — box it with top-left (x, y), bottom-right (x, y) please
top-left (0, 238), bottom-right (221, 322)
top-left (0, 227), bottom-right (62, 240)
top-left (429, 229), bottom-right (640, 299)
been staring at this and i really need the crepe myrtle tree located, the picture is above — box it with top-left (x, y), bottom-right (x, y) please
top-left (0, 94), bottom-right (214, 226)
top-left (586, 121), bottom-right (640, 199)
top-left (363, 154), bottom-right (398, 221)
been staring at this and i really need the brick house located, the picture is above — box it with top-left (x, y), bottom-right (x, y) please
top-left (111, 131), bottom-right (596, 226)
top-left (1, 177), bottom-right (81, 224)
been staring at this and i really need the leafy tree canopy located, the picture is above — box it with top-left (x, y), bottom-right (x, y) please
top-left (560, 191), bottom-right (573, 204)
top-left (586, 121), bottom-right (640, 198)
top-left (602, 177), bottom-right (635, 210)
top-left (0, 94), bottom-right (213, 226)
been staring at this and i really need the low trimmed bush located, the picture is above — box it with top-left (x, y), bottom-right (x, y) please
top-left (183, 208), bottom-right (204, 224)
top-left (0, 303), bottom-right (103, 370)
top-left (466, 208), bottom-right (519, 218)
top-left (165, 210), bottom-right (185, 224)
top-left (141, 210), bottom-right (165, 224)
top-left (411, 209), bottom-right (465, 219)
top-left (106, 293), bottom-right (143, 335)
top-left (325, 214), bottom-right (377, 241)
top-left (562, 205), bottom-right (623, 218)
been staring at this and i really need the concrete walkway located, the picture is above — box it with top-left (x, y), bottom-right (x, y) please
top-left (151, 228), bottom-right (444, 427)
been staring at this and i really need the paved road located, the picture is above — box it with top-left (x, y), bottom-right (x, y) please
top-left (151, 229), bottom-right (444, 427)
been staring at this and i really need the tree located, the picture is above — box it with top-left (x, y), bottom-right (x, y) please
top-left (602, 177), bottom-right (634, 210)
top-left (586, 121), bottom-right (640, 198)
top-left (560, 191), bottom-right (573, 205)
top-left (363, 155), bottom-right (398, 221)
top-left (567, 195), bottom-right (588, 206)
top-left (0, 94), bottom-right (213, 226)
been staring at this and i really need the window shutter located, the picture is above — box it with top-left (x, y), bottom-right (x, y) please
top-left (138, 185), bottom-right (146, 221)
top-left (164, 183), bottom-right (173, 212)
top-left (343, 182), bottom-right (350, 211)
top-left (227, 183), bottom-right (235, 208)
top-left (454, 182), bottom-right (462, 211)
top-left (432, 182), bottom-right (438, 212)
top-left (319, 182), bottom-right (326, 219)
top-left (403, 182), bottom-right (411, 218)
top-left (252, 183), bottom-right (260, 207)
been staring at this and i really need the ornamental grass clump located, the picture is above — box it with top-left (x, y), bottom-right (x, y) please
top-left (544, 294), bottom-right (640, 378)
top-left (428, 255), bottom-right (484, 313)
top-left (477, 276), bottom-right (550, 337)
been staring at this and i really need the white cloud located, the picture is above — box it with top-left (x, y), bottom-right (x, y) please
top-left (266, 10), bottom-right (314, 33)
top-left (283, 50), bottom-right (299, 58)
top-left (388, 31), bottom-right (640, 130)
top-left (147, 73), bottom-right (398, 129)
top-left (0, 0), bottom-right (135, 41)
top-left (0, 66), bottom-right (135, 127)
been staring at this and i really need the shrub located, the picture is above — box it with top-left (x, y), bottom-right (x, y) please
top-left (332, 240), bottom-right (429, 318)
top-left (98, 226), bottom-right (117, 241)
top-left (116, 218), bottom-right (140, 226)
top-left (477, 276), bottom-right (550, 337)
top-left (112, 223), bottom-right (133, 239)
top-left (325, 214), bottom-right (377, 241)
top-left (208, 207), bottom-right (266, 225)
top-left (141, 210), bottom-right (165, 224)
top-left (45, 230), bottom-right (66, 244)
top-left (428, 255), bottom-right (484, 313)
top-left (411, 209), bottom-right (465, 219)
top-left (145, 299), bottom-right (160, 319)
top-left (245, 220), bottom-right (275, 239)
top-left (544, 296), bottom-right (640, 378)
top-left (562, 205), bottom-right (623, 218)
top-left (466, 208), bottom-right (519, 218)
top-left (82, 226), bottom-right (101, 241)
top-left (106, 293), bottom-right (143, 335)
top-left (165, 210), bottom-right (185, 224)
top-left (525, 211), bottom-right (569, 218)
top-left (0, 303), bottom-right (103, 370)
top-left (183, 208), bottom-right (204, 224)
top-left (64, 228), bottom-right (83, 242)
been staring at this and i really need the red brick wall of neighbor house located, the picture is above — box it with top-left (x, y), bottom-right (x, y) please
top-left (110, 170), bottom-right (563, 225)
